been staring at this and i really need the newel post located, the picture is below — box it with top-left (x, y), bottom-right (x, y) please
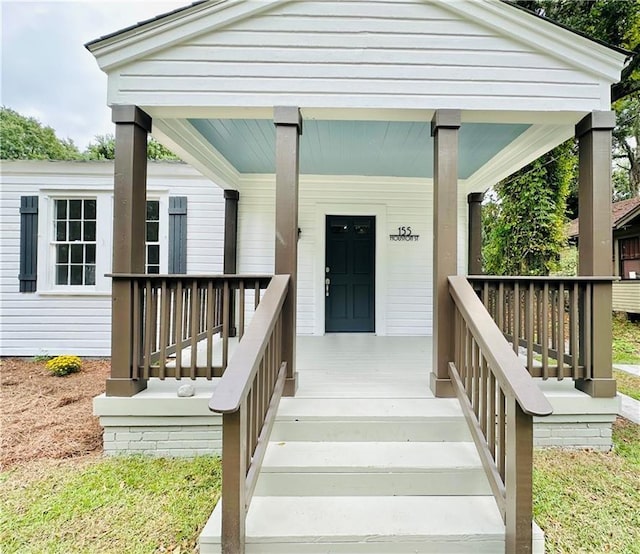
top-left (431, 109), bottom-right (461, 398)
top-left (107, 105), bottom-right (151, 397)
top-left (575, 111), bottom-right (616, 398)
top-left (274, 106), bottom-right (302, 397)
top-left (467, 192), bottom-right (484, 275)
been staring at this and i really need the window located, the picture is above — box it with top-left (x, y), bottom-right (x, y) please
top-left (146, 200), bottom-right (160, 274)
top-left (53, 199), bottom-right (96, 286)
top-left (620, 236), bottom-right (640, 279)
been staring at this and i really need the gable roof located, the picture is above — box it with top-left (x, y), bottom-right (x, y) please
top-left (86, 0), bottom-right (630, 58)
top-left (568, 196), bottom-right (640, 237)
top-left (86, 0), bottom-right (628, 82)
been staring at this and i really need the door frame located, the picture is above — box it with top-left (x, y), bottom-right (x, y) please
top-left (313, 203), bottom-right (387, 336)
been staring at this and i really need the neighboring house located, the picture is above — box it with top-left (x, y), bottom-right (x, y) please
top-left (74, 0), bottom-right (633, 551)
top-left (569, 196), bottom-right (640, 315)
top-left (0, 160), bottom-right (226, 356)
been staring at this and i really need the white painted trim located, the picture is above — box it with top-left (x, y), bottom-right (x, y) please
top-left (313, 203), bottom-right (388, 336)
top-left (89, 0), bottom-right (292, 72)
top-left (463, 124), bottom-right (574, 192)
top-left (152, 118), bottom-right (240, 190)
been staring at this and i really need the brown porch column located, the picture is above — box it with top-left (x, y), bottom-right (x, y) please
top-left (430, 109), bottom-right (461, 398)
top-left (575, 111), bottom-right (616, 398)
top-left (467, 192), bottom-right (484, 275)
top-left (224, 189), bottom-right (239, 337)
top-left (107, 105), bottom-right (151, 396)
top-left (274, 106), bottom-right (302, 397)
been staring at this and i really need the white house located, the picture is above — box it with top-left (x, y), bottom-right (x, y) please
top-left (0, 160), bottom-right (226, 356)
top-left (16, 0), bottom-right (633, 551)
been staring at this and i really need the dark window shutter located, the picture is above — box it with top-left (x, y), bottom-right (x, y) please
top-left (169, 197), bottom-right (187, 274)
top-left (19, 196), bottom-right (38, 292)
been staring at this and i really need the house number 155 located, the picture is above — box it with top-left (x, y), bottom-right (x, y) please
top-left (397, 226), bottom-right (412, 236)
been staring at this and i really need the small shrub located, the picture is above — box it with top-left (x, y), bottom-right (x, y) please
top-left (32, 353), bottom-right (53, 363)
top-left (46, 355), bottom-right (82, 377)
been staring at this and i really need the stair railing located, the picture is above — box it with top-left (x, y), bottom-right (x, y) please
top-left (209, 274), bottom-right (290, 554)
top-left (448, 276), bottom-right (553, 553)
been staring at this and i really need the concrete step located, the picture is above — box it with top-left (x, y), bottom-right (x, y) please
top-left (255, 441), bottom-right (491, 496)
top-left (271, 398), bottom-right (471, 442)
top-left (199, 496), bottom-right (545, 553)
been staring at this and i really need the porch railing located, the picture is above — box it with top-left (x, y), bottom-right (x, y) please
top-left (209, 274), bottom-right (289, 554)
top-left (110, 274), bottom-right (272, 380)
top-left (467, 276), bottom-right (615, 382)
top-left (448, 276), bottom-right (553, 553)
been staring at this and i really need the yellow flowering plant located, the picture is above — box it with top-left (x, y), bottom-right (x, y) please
top-left (46, 355), bottom-right (82, 377)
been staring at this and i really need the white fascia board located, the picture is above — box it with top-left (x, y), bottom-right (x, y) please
top-left (89, 0), bottom-right (292, 73)
top-left (463, 124), bottom-right (574, 193)
top-left (440, 0), bottom-right (627, 84)
top-left (151, 118), bottom-right (240, 191)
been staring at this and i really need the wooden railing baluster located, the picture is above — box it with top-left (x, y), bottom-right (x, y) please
top-left (468, 276), bottom-right (615, 386)
top-left (210, 275), bottom-right (290, 554)
top-left (448, 276), bottom-right (552, 552)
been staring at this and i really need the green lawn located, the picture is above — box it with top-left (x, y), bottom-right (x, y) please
top-left (612, 314), bottom-right (640, 364)
top-left (534, 418), bottom-right (640, 553)
top-left (0, 456), bottom-right (221, 554)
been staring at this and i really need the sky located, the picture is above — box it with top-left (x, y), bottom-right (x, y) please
top-left (1, 0), bottom-right (187, 150)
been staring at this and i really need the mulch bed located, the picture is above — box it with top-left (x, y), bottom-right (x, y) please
top-left (0, 358), bottom-right (109, 470)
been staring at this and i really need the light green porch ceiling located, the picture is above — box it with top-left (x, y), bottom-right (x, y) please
top-left (189, 119), bottom-right (530, 179)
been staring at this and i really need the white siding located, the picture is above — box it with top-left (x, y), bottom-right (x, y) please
top-left (237, 175), bottom-right (469, 336)
top-left (612, 282), bottom-right (640, 314)
top-left (110, 0), bottom-right (608, 112)
top-left (0, 161), bottom-right (225, 357)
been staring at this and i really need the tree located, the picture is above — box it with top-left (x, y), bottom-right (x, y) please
top-left (0, 106), bottom-right (81, 160)
top-left (612, 93), bottom-right (640, 198)
top-left (483, 1), bottom-right (640, 275)
top-left (483, 140), bottom-right (574, 275)
top-left (85, 133), bottom-right (179, 161)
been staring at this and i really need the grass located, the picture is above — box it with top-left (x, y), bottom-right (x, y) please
top-left (533, 418), bottom-right (640, 553)
top-left (0, 456), bottom-right (221, 554)
top-left (614, 369), bottom-right (640, 401)
top-left (612, 314), bottom-right (640, 364)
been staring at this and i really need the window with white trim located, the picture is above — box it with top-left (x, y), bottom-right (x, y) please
top-left (53, 199), bottom-right (97, 286)
top-left (146, 200), bottom-right (160, 274)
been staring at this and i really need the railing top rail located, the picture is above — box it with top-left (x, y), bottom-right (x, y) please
top-left (449, 276), bottom-right (553, 417)
top-left (108, 273), bottom-right (274, 282)
top-left (209, 274), bottom-right (290, 414)
top-left (467, 275), bottom-right (618, 282)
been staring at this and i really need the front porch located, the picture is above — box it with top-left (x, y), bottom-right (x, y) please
top-left (95, 334), bottom-right (618, 457)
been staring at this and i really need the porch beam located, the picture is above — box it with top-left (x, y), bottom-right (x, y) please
top-left (575, 111), bottom-right (616, 398)
top-left (274, 106), bottom-right (302, 397)
top-left (107, 105), bottom-right (151, 396)
top-left (431, 109), bottom-right (461, 398)
top-left (467, 192), bottom-right (484, 275)
top-left (224, 190), bottom-right (240, 337)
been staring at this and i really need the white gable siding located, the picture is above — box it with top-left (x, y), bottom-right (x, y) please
top-left (110, 0), bottom-right (608, 112)
top-left (237, 174), bottom-right (467, 336)
top-left (0, 162), bottom-right (225, 357)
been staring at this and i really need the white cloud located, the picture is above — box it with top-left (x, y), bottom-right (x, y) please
top-left (1, 0), bottom-right (186, 149)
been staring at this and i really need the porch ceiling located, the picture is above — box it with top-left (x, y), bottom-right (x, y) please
top-left (188, 118), bottom-right (530, 179)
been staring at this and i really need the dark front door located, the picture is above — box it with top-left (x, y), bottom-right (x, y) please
top-left (325, 215), bottom-right (375, 332)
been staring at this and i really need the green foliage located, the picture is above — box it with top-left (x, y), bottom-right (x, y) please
top-left (612, 93), bottom-right (640, 198)
top-left (553, 246), bottom-right (578, 276)
top-left (483, 140), bottom-right (575, 275)
top-left (0, 456), bottom-right (221, 554)
top-left (0, 107), bottom-right (81, 161)
top-left (45, 355), bottom-right (82, 377)
top-left (85, 133), bottom-right (179, 161)
top-left (32, 353), bottom-right (53, 363)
